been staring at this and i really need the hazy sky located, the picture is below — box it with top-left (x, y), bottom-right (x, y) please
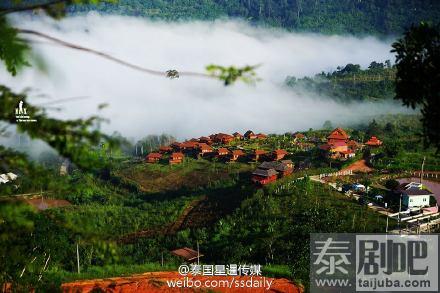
top-left (1, 14), bottom-right (405, 140)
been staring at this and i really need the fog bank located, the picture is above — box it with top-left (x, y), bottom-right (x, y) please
top-left (1, 14), bottom-right (405, 140)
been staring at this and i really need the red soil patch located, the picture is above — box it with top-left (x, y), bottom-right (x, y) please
top-left (23, 196), bottom-right (71, 211)
top-left (341, 159), bottom-right (373, 173)
top-left (61, 271), bottom-right (302, 293)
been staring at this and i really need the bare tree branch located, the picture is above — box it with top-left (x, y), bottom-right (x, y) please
top-left (17, 28), bottom-right (212, 79)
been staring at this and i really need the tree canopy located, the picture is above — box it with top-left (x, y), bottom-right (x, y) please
top-left (392, 22), bottom-right (440, 151)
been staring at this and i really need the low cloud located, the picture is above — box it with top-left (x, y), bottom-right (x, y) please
top-left (1, 14), bottom-right (406, 140)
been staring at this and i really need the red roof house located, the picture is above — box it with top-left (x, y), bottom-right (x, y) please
top-left (327, 127), bottom-right (349, 145)
top-left (197, 143), bottom-right (213, 155)
top-left (320, 127), bottom-right (352, 159)
top-left (213, 133), bottom-right (234, 144)
top-left (256, 133), bottom-right (268, 139)
top-left (171, 142), bottom-right (183, 151)
top-left (273, 149), bottom-right (288, 160)
top-left (217, 147), bottom-right (230, 156)
top-left (169, 152), bottom-right (184, 165)
top-left (146, 152), bottom-right (162, 163)
top-left (159, 146), bottom-right (173, 154)
top-left (181, 141), bottom-right (199, 150)
top-left (252, 149), bottom-right (267, 161)
top-left (365, 136), bottom-right (382, 147)
top-left (252, 168), bottom-right (278, 185)
top-left (199, 136), bottom-right (212, 145)
top-left (230, 149), bottom-right (245, 161)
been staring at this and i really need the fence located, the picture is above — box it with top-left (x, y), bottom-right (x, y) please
top-left (412, 172), bottom-right (440, 179)
top-left (318, 170), bottom-right (353, 179)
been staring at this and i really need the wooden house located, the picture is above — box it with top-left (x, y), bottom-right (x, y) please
top-left (169, 152), bottom-right (184, 165)
top-left (170, 247), bottom-right (203, 263)
top-left (159, 146), bottom-right (173, 154)
top-left (213, 133), bottom-right (234, 144)
top-left (244, 130), bottom-right (257, 140)
top-left (252, 168), bottom-right (278, 185)
top-left (181, 141), bottom-right (198, 150)
top-left (230, 149), bottom-right (245, 161)
top-left (365, 136), bottom-right (382, 147)
top-left (233, 132), bottom-right (244, 140)
top-left (199, 136), bottom-right (212, 145)
top-left (146, 152), bottom-right (162, 163)
top-left (252, 149), bottom-right (267, 161)
top-left (293, 132), bottom-right (305, 142)
top-left (273, 149), bottom-right (288, 160)
top-left (281, 159), bottom-right (294, 169)
top-left (171, 142), bottom-right (183, 151)
top-left (319, 127), bottom-right (353, 159)
top-left (347, 140), bottom-right (361, 151)
top-left (256, 133), bottom-right (267, 139)
top-left (197, 143), bottom-right (213, 156)
top-left (259, 160), bottom-right (294, 178)
top-left (217, 147), bottom-right (230, 156)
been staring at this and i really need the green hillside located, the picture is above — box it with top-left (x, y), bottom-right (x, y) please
top-left (285, 61), bottom-right (396, 102)
top-left (65, 0), bottom-right (440, 35)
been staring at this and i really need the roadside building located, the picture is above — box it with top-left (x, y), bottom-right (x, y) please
top-left (401, 189), bottom-right (433, 210)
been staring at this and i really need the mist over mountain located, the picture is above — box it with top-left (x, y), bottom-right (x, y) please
top-left (1, 14), bottom-right (410, 140)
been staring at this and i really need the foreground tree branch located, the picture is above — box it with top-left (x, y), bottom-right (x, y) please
top-left (18, 28), bottom-right (211, 79)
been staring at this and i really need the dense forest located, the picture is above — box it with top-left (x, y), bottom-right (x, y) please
top-left (64, 0), bottom-right (440, 35)
top-left (285, 61), bottom-right (396, 102)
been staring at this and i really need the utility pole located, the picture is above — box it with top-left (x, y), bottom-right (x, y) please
top-left (420, 156), bottom-right (426, 184)
top-left (386, 215), bottom-right (389, 233)
top-left (76, 242), bottom-right (80, 274)
top-left (398, 195), bottom-right (402, 234)
top-left (197, 241), bottom-right (200, 265)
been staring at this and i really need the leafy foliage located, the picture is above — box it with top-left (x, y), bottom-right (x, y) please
top-left (392, 22), bottom-right (440, 151)
top-left (206, 64), bottom-right (260, 86)
top-left (0, 17), bottom-right (29, 75)
top-left (0, 86), bottom-right (117, 171)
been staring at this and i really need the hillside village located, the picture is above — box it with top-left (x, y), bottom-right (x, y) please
top-left (139, 126), bottom-right (440, 233)
top-left (143, 128), bottom-right (382, 185)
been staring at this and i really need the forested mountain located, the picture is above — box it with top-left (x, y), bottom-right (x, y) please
top-left (64, 0), bottom-right (440, 35)
top-left (285, 61), bottom-right (396, 102)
